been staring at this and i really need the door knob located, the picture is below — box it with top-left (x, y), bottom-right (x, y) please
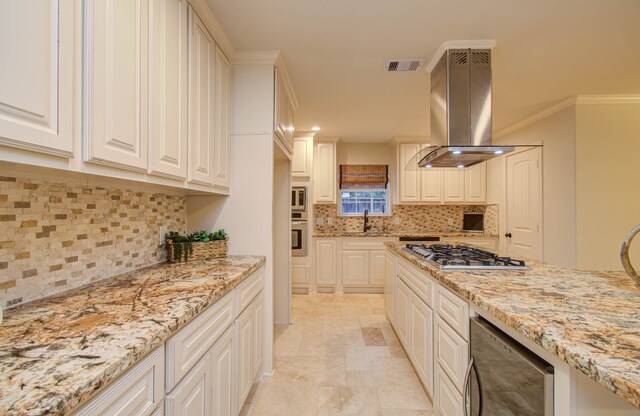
top-left (505, 232), bottom-right (512, 238)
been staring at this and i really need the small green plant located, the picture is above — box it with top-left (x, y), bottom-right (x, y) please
top-left (166, 229), bottom-right (228, 262)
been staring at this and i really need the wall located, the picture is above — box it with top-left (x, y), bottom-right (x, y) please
top-left (0, 174), bottom-right (185, 309)
top-left (314, 204), bottom-right (498, 235)
top-left (492, 106), bottom-right (577, 266)
top-left (575, 103), bottom-right (640, 270)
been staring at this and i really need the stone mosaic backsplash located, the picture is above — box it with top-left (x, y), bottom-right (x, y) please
top-left (0, 176), bottom-right (186, 309)
top-left (314, 204), bottom-right (499, 235)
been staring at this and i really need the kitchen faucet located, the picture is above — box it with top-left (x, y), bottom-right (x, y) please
top-left (363, 209), bottom-right (372, 232)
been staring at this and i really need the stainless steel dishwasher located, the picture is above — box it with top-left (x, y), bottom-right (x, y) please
top-left (464, 317), bottom-right (554, 415)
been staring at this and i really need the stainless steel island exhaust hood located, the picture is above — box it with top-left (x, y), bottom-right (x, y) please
top-left (418, 47), bottom-right (516, 168)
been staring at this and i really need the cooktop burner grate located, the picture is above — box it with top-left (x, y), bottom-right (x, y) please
top-left (403, 244), bottom-right (529, 270)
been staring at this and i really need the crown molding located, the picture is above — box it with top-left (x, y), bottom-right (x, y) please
top-left (575, 94), bottom-right (640, 104)
top-left (233, 50), bottom-right (280, 65)
top-left (294, 131), bottom-right (317, 138)
top-left (426, 40), bottom-right (497, 73)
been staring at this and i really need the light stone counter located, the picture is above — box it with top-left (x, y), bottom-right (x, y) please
top-left (313, 231), bottom-right (499, 238)
top-left (385, 241), bottom-right (640, 409)
top-left (0, 255), bottom-right (265, 415)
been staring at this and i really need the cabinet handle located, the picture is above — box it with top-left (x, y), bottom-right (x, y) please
top-left (504, 232), bottom-right (512, 238)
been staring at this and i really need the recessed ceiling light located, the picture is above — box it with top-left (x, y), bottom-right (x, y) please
top-left (494, 150), bottom-right (504, 155)
top-left (425, 164), bottom-right (433, 168)
top-left (311, 126), bottom-right (321, 131)
top-left (457, 164), bottom-right (465, 169)
top-left (453, 150), bottom-right (462, 155)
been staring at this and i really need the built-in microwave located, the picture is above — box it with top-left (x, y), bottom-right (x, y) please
top-left (292, 186), bottom-right (306, 212)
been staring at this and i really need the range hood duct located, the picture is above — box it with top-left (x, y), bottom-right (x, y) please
top-left (418, 48), bottom-right (516, 168)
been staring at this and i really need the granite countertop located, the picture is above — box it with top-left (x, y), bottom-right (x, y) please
top-left (0, 255), bottom-right (265, 415)
top-left (385, 241), bottom-right (640, 409)
top-left (313, 231), bottom-right (499, 238)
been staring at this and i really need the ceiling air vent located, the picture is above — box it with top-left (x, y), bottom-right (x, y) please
top-left (385, 59), bottom-right (425, 72)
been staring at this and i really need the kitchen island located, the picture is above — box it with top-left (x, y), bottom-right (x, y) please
top-left (0, 255), bottom-right (265, 415)
top-left (385, 241), bottom-right (640, 413)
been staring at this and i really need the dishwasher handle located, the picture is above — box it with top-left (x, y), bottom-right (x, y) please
top-left (621, 224), bottom-right (640, 288)
top-left (463, 357), bottom-right (483, 416)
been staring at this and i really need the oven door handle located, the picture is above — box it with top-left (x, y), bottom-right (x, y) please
top-left (463, 357), bottom-right (483, 416)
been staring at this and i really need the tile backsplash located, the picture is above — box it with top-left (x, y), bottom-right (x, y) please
top-left (0, 176), bottom-right (186, 309)
top-left (314, 204), bottom-right (498, 235)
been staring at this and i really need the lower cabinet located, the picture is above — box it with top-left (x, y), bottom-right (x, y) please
top-left (315, 238), bottom-right (338, 287)
top-left (237, 293), bottom-right (264, 411)
top-left (434, 364), bottom-right (464, 416)
top-left (384, 252), bottom-right (396, 324)
top-left (394, 277), bottom-right (411, 349)
top-left (210, 327), bottom-right (237, 416)
top-left (166, 354), bottom-right (211, 416)
top-left (410, 294), bottom-right (434, 395)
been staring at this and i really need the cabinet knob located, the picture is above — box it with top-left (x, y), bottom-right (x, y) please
top-left (505, 232), bottom-right (512, 238)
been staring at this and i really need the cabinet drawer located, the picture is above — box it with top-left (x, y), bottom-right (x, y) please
top-left (341, 238), bottom-right (389, 250)
top-left (74, 346), bottom-right (165, 416)
top-left (436, 285), bottom-right (469, 339)
top-left (435, 317), bottom-right (469, 393)
top-left (434, 364), bottom-right (464, 416)
top-left (398, 262), bottom-right (434, 307)
top-left (235, 268), bottom-right (264, 316)
top-left (166, 294), bottom-right (235, 391)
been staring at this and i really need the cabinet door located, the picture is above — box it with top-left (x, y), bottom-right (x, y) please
top-left (314, 142), bottom-right (336, 203)
top-left (148, 0), bottom-right (188, 179)
top-left (252, 294), bottom-right (264, 379)
top-left (434, 365), bottom-right (464, 416)
top-left (292, 137), bottom-right (312, 179)
top-left (166, 353), bottom-right (210, 416)
top-left (291, 264), bottom-right (311, 284)
top-left (209, 327), bottom-right (236, 416)
top-left (285, 98), bottom-right (295, 151)
top-left (398, 144), bottom-right (421, 203)
top-left (442, 169), bottom-right (465, 202)
top-left (341, 250), bottom-right (369, 286)
top-left (85, 0), bottom-right (149, 171)
top-left (0, 0), bottom-right (73, 157)
top-left (236, 304), bottom-right (254, 410)
top-left (187, 7), bottom-right (215, 186)
top-left (315, 239), bottom-right (338, 286)
top-left (464, 162), bottom-right (486, 202)
top-left (420, 168), bottom-right (443, 202)
top-left (273, 69), bottom-right (291, 150)
top-left (394, 278), bottom-right (411, 348)
top-left (384, 253), bottom-right (396, 323)
top-left (370, 250), bottom-right (387, 287)
top-left (213, 46), bottom-right (231, 190)
top-left (410, 294), bottom-right (434, 396)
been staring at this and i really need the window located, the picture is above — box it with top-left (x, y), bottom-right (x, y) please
top-left (339, 164), bottom-right (389, 215)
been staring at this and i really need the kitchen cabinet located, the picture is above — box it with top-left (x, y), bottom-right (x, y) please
top-left (315, 239), bottom-right (338, 287)
top-left (435, 316), bottom-right (468, 392)
top-left (313, 141), bottom-right (337, 203)
top-left (434, 364), bottom-right (464, 416)
top-left (236, 293), bottom-right (263, 410)
top-left (166, 354), bottom-right (210, 416)
top-left (148, 0), bottom-right (189, 180)
top-left (410, 293), bottom-right (434, 395)
top-left (397, 143), bottom-right (487, 204)
top-left (370, 251), bottom-right (387, 286)
top-left (292, 137), bottom-right (313, 179)
top-left (394, 277), bottom-right (411, 349)
top-left (187, 7), bottom-right (216, 186)
top-left (385, 252), bottom-right (396, 324)
top-left (341, 250), bottom-right (369, 286)
top-left (213, 46), bottom-right (231, 191)
top-left (274, 69), bottom-right (294, 154)
top-left (209, 326), bottom-right (236, 416)
top-left (0, 0), bottom-right (74, 157)
top-left (340, 239), bottom-right (390, 289)
top-left (84, 0), bottom-right (149, 171)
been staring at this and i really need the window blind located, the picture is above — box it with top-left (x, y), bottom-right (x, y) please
top-left (339, 165), bottom-right (388, 189)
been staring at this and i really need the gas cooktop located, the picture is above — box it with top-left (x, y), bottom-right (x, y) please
top-left (403, 244), bottom-right (529, 270)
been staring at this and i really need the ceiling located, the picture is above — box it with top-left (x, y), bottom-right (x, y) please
top-left (207, 0), bottom-right (640, 143)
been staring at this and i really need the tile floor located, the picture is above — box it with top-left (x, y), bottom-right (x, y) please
top-left (240, 293), bottom-right (433, 416)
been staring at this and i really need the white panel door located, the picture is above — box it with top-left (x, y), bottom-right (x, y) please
top-left (341, 250), bottom-right (369, 285)
top-left (442, 169), bottom-right (465, 202)
top-left (314, 142), bottom-right (336, 203)
top-left (236, 304), bottom-right (253, 410)
top-left (369, 250), bottom-right (387, 286)
top-left (292, 137), bottom-right (312, 178)
top-left (0, 0), bottom-right (73, 157)
top-left (291, 264), bottom-right (311, 284)
top-left (209, 328), bottom-right (236, 416)
top-left (315, 239), bottom-right (338, 286)
top-left (394, 278), bottom-right (411, 348)
top-left (213, 46), bottom-right (231, 190)
top-left (85, 0), bottom-right (149, 171)
top-left (148, 0), bottom-right (188, 179)
top-left (399, 143), bottom-right (421, 202)
top-left (464, 163), bottom-right (486, 202)
top-left (384, 253), bottom-right (395, 323)
top-left (166, 354), bottom-right (210, 416)
top-left (410, 294), bottom-right (434, 396)
top-left (506, 148), bottom-right (542, 260)
top-left (434, 365), bottom-right (464, 416)
top-left (187, 7), bottom-right (215, 186)
top-left (420, 168), bottom-right (443, 202)
top-left (252, 295), bottom-right (264, 379)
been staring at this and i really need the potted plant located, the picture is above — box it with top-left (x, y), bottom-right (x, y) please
top-left (166, 229), bottom-right (228, 263)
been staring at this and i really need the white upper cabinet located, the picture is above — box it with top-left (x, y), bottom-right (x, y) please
top-left (187, 7), bottom-right (216, 186)
top-left (464, 163), bottom-right (487, 202)
top-left (0, 0), bottom-right (73, 157)
top-left (442, 169), bottom-right (465, 202)
top-left (420, 168), bottom-right (443, 202)
top-left (148, 0), bottom-right (188, 180)
top-left (213, 46), bottom-right (231, 191)
top-left (313, 141), bottom-right (337, 204)
top-left (84, 0), bottom-right (149, 171)
top-left (274, 69), bottom-right (294, 153)
top-left (292, 137), bottom-right (313, 179)
top-left (398, 143), bottom-right (421, 203)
